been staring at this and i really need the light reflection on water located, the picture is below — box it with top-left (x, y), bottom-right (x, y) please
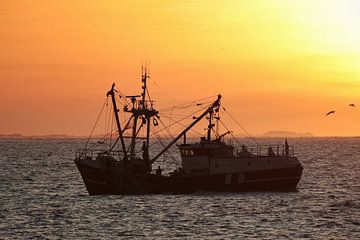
top-left (0, 138), bottom-right (360, 239)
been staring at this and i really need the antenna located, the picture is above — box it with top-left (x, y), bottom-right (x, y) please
top-left (141, 64), bottom-right (148, 109)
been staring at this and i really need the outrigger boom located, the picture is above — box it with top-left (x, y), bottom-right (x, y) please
top-left (106, 83), bottom-right (128, 161)
top-left (150, 94), bottom-right (221, 164)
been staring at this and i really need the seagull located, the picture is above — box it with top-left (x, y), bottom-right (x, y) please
top-left (349, 104), bottom-right (356, 107)
top-left (326, 110), bottom-right (335, 116)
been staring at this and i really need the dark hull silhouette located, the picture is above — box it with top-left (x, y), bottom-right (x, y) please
top-left (75, 158), bottom-right (303, 195)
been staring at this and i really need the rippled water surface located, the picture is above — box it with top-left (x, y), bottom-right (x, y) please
top-left (1, 138), bottom-right (360, 239)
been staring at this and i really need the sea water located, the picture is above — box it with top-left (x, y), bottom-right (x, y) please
top-left (0, 138), bottom-right (359, 239)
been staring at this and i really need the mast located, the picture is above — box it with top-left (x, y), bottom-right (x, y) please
top-left (107, 83), bottom-right (128, 161)
top-left (142, 67), bottom-right (151, 150)
top-left (124, 66), bottom-right (157, 162)
top-left (207, 109), bottom-right (213, 141)
top-left (141, 66), bottom-right (147, 109)
top-left (150, 94), bottom-right (221, 164)
top-left (129, 112), bottom-right (138, 161)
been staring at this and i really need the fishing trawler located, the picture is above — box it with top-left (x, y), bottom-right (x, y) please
top-left (74, 68), bottom-right (303, 195)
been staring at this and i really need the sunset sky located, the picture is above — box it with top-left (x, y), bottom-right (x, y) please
top-left (1, 0), bottom-right (360, 136)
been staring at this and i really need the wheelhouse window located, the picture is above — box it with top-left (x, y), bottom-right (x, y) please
top-left (181, 149), bottom-right (196, 156)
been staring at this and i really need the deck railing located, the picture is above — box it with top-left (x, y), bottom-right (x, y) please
top-left (234, 145), bottom-right (295, 157)
top-left (75, 148), bottom-right (123, 160)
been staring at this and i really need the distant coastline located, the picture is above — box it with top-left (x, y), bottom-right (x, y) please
top-left (262, 131), bottom-right (313, 138)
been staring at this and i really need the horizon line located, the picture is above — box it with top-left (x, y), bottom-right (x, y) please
top-left (1, 133), bottom-right (360, 139)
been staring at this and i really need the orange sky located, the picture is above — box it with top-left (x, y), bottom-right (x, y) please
top-left (1, 0), bottom-right (360, 136)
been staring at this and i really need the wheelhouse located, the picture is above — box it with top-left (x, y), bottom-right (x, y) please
top-left (179, 139), bottom-right (234, 158)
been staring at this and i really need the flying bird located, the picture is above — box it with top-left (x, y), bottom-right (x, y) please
top-left (326, 110), bottom-right (335, 116)
top-left (349, 104), bottom-right (356, 107)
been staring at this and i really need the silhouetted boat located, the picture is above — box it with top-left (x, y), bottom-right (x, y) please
top-left (75, 68), bottom-right (303, 195)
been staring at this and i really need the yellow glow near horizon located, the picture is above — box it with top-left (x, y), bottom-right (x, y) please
top-left (0, 0), bottom-right (360, 136)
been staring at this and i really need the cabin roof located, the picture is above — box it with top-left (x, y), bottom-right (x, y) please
top-left (179, 140), bottom-right (233, 150)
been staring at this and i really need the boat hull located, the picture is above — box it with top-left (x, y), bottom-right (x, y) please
top-left (75, 158), bottom-right (303, 195)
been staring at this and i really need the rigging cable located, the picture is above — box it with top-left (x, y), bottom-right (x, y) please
top-left (158, 95), bottom-right (217, 112)
top-left (150, 127), bottom-right (181, 168)
top-left (218, 119), bottom-right (243, 147)
top-left (159, 114), bottom-right (204, 137)
top-left (150, 78), bottom-right (180, 105)
top-left (84, 98), bottom-right (108, 150)
top-left (153, 104), bottom-right (209, 136)
top-left (222, 107), bottom-right (258, 145)
top-left (157, 117), bottom-right (175, 140)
